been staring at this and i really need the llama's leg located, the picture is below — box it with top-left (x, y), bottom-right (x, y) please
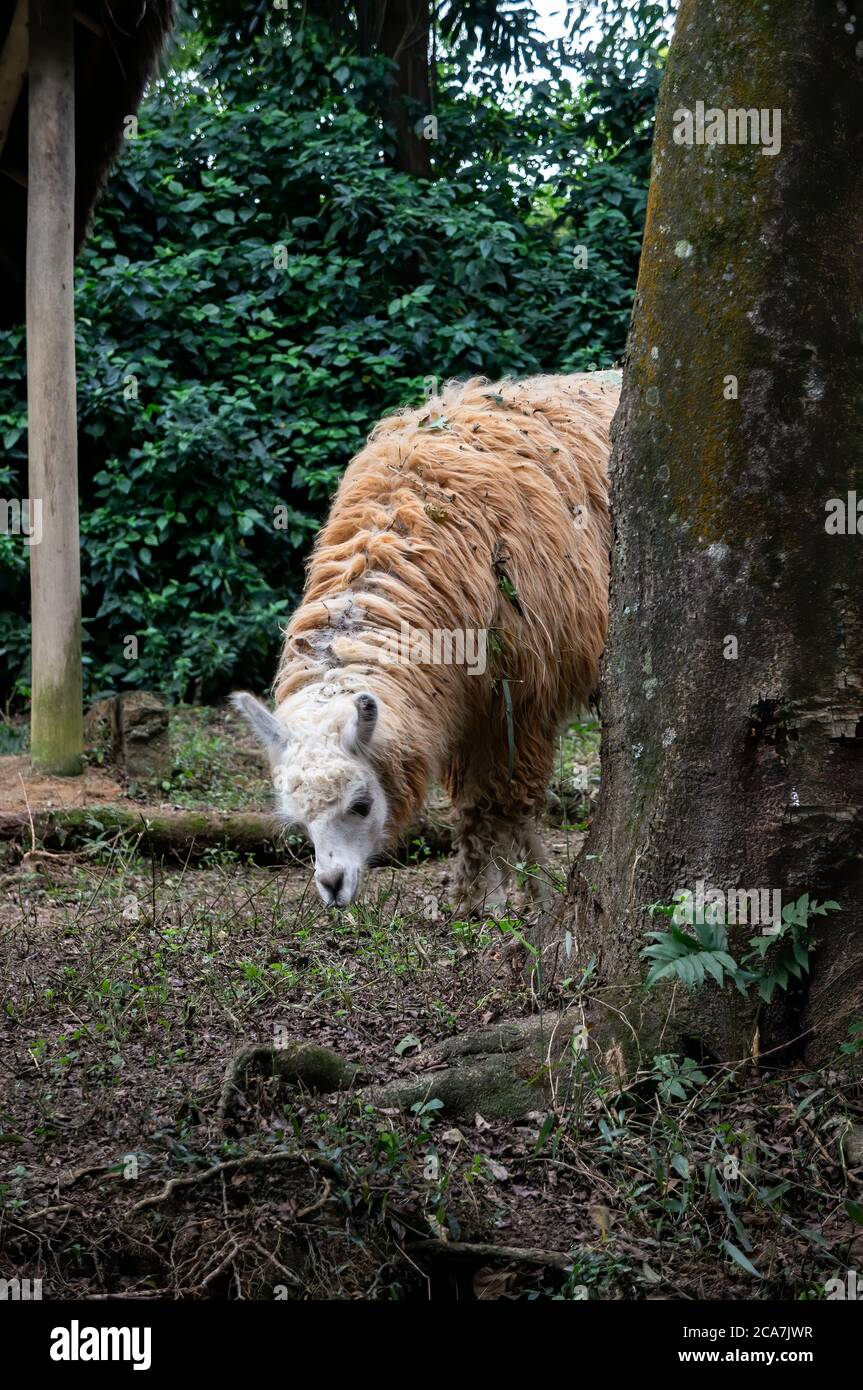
top-left (485, 806), bottom-right (552, 910)
top-left (483, 719), bottom-right (558, 911)
top-left (443, 750), bottom-right (508, 915)
top-left (447, 804), bottom-right (548, 918)
top-left (445, 726), bottom-right (555, 917)
top-left (444, 799), bottom-right (503, 916)
top-left (497, 817), bottom-right (550, 905)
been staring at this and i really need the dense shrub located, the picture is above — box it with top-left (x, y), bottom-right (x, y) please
top-left (0, 5), bottom-right (668, 701)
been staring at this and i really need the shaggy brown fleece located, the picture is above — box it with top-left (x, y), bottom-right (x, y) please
top-left (274, 373), bottom-right (618, 892)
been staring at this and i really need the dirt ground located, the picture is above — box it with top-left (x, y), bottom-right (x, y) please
top-left (0, 757), bottom-right (123, 813)
top-left (0, 707), bottom-right (861, 1300)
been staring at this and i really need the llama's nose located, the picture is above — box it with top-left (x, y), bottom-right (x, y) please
top-left (317, 869), bottom-right (344, 904)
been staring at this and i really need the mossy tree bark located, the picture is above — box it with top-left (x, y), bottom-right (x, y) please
top-left (27, 0), bottom-right (83, 776)
top-left (561, 0), bottom-right (863, 1067)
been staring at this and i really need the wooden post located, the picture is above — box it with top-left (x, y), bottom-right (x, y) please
top-left (27, 0), bottom-right (83, 775)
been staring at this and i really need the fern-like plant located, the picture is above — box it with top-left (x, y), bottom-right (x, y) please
top-left (642, 894), bottom-right (840, 1002)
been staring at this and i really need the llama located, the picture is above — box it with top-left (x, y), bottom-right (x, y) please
top-left (234, 373), bottom-right (618, 910)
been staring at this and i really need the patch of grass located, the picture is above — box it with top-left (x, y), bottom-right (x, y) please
top-left (150, 707), bottom-right (271, 811)
top-left (562, 717), bottom-right (602, 767)
top-left (550, 718), bottom-right (601, 830)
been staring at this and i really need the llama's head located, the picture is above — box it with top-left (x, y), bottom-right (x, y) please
top-left (232, 689), bottom-right (389, 908)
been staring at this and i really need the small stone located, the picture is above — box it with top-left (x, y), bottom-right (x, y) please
top-left (117, 691), bottom-right (171, 781)
top-left (83, 696), bottom-right (119, 761)
top-left (842, 1124), bottom-right (863, 1166)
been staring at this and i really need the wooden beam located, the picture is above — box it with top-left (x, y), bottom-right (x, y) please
top-left (0, 0), bottom-right (28, 163)
top-left (0, 239), bottom-right (22, 281)
top-left (27, 0), bottom-right (83, 775)
top-left (72, 6), bottom-right (104, 38)
top-left (0, 161), bottom-right (27, 186)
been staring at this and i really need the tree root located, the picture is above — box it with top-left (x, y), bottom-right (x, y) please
top-left (217, 1042), bottom-right (364, 1124)
top-left (217, 1012), bottom-right (588, 1125)
top-left (359, 1013), bottom-right (587, 1118)
top-left (129, 1149), bottom-right (339, 1218)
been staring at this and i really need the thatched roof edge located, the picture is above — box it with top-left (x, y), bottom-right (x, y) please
top-left (0, 0), bottom-right (175, 327)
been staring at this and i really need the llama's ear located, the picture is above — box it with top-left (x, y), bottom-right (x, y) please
top-left (231, 692), bottom-right (290, 762)
top-left (348, 692), bottom-right (378, 753)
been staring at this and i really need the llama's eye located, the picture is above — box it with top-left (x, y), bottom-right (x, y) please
top-left (350, 799), bottom-right (371, 818)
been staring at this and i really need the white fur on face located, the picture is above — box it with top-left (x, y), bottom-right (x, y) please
top-left (271, 692), bottom-right (389, 908)
top-left (233, 687), bottom-right (390, 907)
top-left (275, 748), bottom-right (388, 907)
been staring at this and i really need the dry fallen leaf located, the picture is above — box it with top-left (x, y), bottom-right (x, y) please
top-left (473, 1266), bottom-right (516, 1300)
top-left (484, 1157), bottom-right (510, 1182)
top-left (589, 1203), bottom-right (615, 1238)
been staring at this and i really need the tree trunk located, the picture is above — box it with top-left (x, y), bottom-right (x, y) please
top-left (357, 0), bottom-right (432, 177)
top-left (27, 0), bottom-right (83, 775)
top-left (554, 0), bottom-right (863, 1068)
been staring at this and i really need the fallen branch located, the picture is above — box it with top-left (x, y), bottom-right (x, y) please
top-left (0, 779), bottom-right (585, 866)
top-left (407, 1238), bottom-right (574, 1271)
top-left (21, 1202), bottom-right (80, 1222)
top-left (0, 803), bottom-right (455, 863)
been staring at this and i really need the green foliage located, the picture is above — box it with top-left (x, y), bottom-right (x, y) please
top-left (651, 1053), bottom-right (708, 1103)
top-left (157, 708), bottom-right (269, 810)
top-left (0, 4), bottom-right (670, 701)
top-left (839, 1018), bottom-right (863, 1057)
top-left (643, 895), bottom-right (841, 1003)
top-left (0, 718), bottom-right (25, 754)
top-left (643, 912), bottom-right (739, 991)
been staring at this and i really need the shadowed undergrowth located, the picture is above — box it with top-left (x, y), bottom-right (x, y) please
top-left (1, 833), bottom-right (861, 1300)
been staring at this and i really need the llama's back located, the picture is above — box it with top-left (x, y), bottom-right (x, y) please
top-left (435, 370), bottom-right (620, 424)
top-left (278, 372), bottom-right (619, 722)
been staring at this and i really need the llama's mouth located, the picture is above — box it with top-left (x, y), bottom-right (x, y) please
top-left (315, 867), bottom-right (362, 909)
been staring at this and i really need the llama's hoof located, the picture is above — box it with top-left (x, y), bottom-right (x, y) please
top-left (468, 895), bottom-right (511, 922)
top-left (452, 886), bottom-right (501, 921)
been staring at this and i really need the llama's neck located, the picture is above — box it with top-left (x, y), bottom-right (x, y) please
top-left (275, 596), bottom-right (446, 837)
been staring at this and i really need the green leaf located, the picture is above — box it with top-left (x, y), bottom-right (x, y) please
top-left (845, 1200), bottom-right (863, 1227)
top-left (721, 1240), bottom-right (762, 1279)
top-left (793, 1089), bottom-right (823, 1119)
top-left (671, 1153), bottom-right (690, 1180)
